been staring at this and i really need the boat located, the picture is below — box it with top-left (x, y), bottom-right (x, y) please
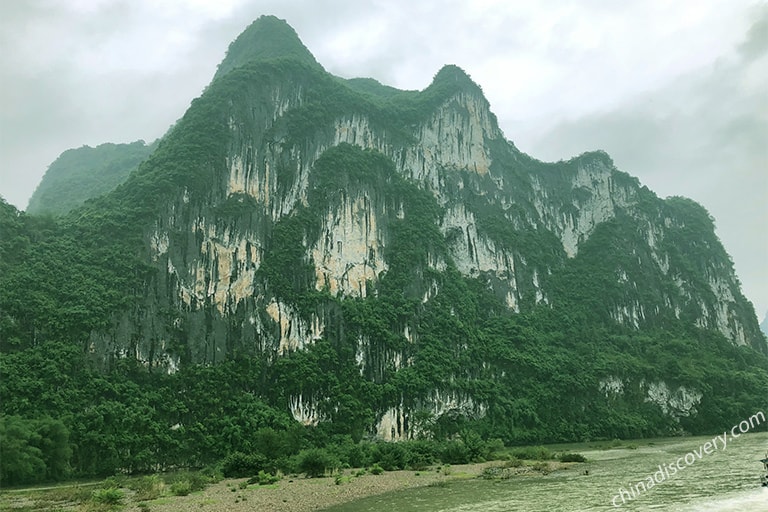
top-left (761, 453), bottom-right (768, 487)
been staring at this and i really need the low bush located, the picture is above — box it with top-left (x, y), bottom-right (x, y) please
top-left (405, 440), bottom-right (438, 470)
top-left (100, 476), bottom-right (126, 489)
top-left (200, 465), bottom-right (224, 482)
top-left (372, 442), bottom-right (408, 470)
top-left (509, 446), bottom-right (553, 461)
top-left (297, 448), bottom-right (338, 478)
top-left (258, 470), bottom-right (281, 485)
top-left (91, 487), bottom-right (124, 505)
top-left (247, 470), bottom-right (281, 485)
top-left (164, 471), bottom-right (211, 492)
top-left (440, 441), bottom-right (470, 464)
top-left (558, 452), bottom-right (587, 463)
top-left (129, 475), bottom-right (164, 501)
top-left (170, 480), bottom-right (192, 496)
top-left (221, 452), bottom-right (267, 478)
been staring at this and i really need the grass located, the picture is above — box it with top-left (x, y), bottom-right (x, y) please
top-left (0, 484), bottom-right (97, 512)
top-left (128, 475), bottom-right (165, 501)
top-left (0, 470), bottom-right (218, 512)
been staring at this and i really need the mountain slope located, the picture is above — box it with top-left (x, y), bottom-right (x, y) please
top-left (26, 140), bottom-right (154, 216)
top-left (2, 16), bottom-right (766, 480)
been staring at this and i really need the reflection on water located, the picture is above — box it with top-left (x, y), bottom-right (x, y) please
top-left (323, 432), bottom-right (768, 512)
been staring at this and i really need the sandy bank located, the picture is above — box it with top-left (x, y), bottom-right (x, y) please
top-left (131, 462), bottom-right (513, 512)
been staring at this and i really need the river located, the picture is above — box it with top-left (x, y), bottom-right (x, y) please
top-left (323, 432), bottom-right (768, 511)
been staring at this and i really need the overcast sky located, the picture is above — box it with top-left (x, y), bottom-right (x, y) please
top-left (1, 0), bottom-right (766, 318)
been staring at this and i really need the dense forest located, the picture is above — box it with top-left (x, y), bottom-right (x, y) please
top-left (2, 16), bottom-right (767, 487)
top-left (2, 175), bottom-right (767, 485)
top-left (26, 141), bottom-right (155, 216)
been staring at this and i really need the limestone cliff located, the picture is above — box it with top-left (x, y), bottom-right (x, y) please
top-left (36, 16), bottom-right (766, 440)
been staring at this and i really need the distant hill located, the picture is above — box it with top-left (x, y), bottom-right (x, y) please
top-left (26, 140), bottom-right (154, 216)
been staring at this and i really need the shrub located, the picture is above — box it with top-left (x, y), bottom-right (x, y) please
top-left (91, 488), bottom-right (124, 505)
top-left (480, 466), bottom-right (504, 479)
top-left (258, 470), bottom-right (281, 485)
top-left (164, 471), bottom-right (211, 492)
top-left (170, 481), bottom-right (192, 496)
top-left (101, 476), bottom-right (126, 489)
top-left (129, 475), bottom-right (164, 501)
top-left (372, 442), bottom-right (408, 470)
top-left (440, 440), bottom-right (470, 464)
top-left (297, 448), bottom-right (338, 478)
top-left (558, 452), bottom-right (587, 463)
top-left (509, 446), bottom-right (553, 461)
top-left (486, 438), bottom-right (506, 459)
top-left (246, 470), bottom-right (281, 485)
top-left (200, 465), bottom-right (224, 482)
top-left (404, 440), bottom-right (438, 470)
top-left (369, 463), bottom-right (384, 475)
top-left (460, 430), bottom-right (488, 462)
top-left (342, 441), bottom-right (371, 468)
top-left (221, 452), bottom-right (267, 478)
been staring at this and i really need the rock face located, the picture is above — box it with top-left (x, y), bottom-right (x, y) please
top-left (67, 17), bottom-right (765, 436)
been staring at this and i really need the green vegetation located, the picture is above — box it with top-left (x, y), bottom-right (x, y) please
top-left (130, 475), bottom-right (164, 501)
top-left (250, 469), bottom-right (281, 485)
top-left (2, 15), bottom-right (767, 492)
top-left (213, 15), bottom-right (322, 81)
top-left (91, 487), bottom-right (124, 505)
top-left (0, 416), bottom-right (71, 485)
top-left (2, 138), bottom-right (767, 486)
top-left (508, 446), bottom-right (553, 461)
top-left (297, 448), bottom-right (338, 478)
top-left (26, 141), bottom-right (154, 216)
top-left (558, 452), bottom-right (587, 463)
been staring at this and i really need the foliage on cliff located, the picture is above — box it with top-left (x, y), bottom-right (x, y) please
top-left (2, 16), bottom-right (767, 486)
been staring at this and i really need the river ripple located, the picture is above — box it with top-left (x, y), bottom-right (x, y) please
top-left (323, 432), bottom-right (768, 511)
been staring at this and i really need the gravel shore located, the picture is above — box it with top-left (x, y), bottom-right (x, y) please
top-left (130, 462), bottom-right (499, 512)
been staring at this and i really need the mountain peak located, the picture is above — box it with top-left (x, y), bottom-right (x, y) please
top-left (429, 65), bottom-right (484, 95)
top-left (213, 16), bottom-right (321, 81)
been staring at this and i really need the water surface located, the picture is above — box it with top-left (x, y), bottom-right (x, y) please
top-left (323, 432), bottom-right (768, 511)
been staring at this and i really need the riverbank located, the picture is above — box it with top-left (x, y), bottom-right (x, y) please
top-left (144, 460), bottom-right (570, 512)
top-left (0, 460), bottom-right (571, 512)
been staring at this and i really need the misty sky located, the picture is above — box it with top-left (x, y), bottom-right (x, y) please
top-left (1, 0), bottom-right (766, 317)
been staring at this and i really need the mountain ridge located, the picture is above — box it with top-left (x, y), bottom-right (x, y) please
top-left (20, 14), bottom-right (767, 355)
top-left (3, 15), bottom-right (766, 481)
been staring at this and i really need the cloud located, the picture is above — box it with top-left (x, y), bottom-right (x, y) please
top-left (0, 0), bottom-right (764, 315)
top-left (526, 6), bottom-right (768, 315)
